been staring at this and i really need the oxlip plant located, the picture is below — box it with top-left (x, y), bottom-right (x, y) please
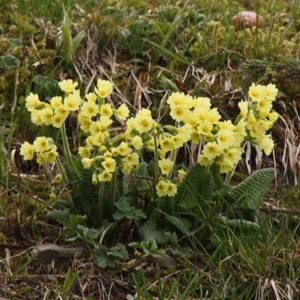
top-left (20, 78), bottom-right (278, 266)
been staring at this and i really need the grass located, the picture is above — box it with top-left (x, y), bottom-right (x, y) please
top-left (1, 0), bottom-right (300, 299)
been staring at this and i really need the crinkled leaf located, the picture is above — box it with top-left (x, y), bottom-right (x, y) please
top-left (109, 243), bottom-right (128, 259)
top-left (138, 211), bottom-right (168, 244)
top-left (227, 168), bottom-right (274, 209)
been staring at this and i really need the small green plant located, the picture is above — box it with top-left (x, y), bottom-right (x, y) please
top-left (19, 76), bottom-right (279, 265)
top-left (61, 6), bottom-right (85, 65)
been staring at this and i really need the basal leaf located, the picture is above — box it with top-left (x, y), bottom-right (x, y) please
top-left (227, 168), bottom-right (274, 209)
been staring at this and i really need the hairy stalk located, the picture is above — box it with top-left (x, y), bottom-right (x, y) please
top-left (98, 182), bottom-right (105, 224)
top-left (61, 123), bottom-right (79, 174)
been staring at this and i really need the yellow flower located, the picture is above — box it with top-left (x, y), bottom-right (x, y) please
top-left (56, 105), bottom-right (70, 119)
top-left (100, 103), bottom-right (113, 118)
top-left (198, 155), bottom-right (214, 166)
top-left (238, 101), bottom-right (248, 118)
top-left (50, 96), bottom-right (62, 109)
top-left (20, 141), bottom-right (35, 160)
top-left (171, 134), bottom-right (185, 148)
top-left (94, 79), bottom-right (113, 98)
top-left (40, 107), bottom-right (53, 126)
top-left (135, 115), bottom-right (153, 133)
top-left (36, 153), bottom-right (46, 165)
top-left (98, 170), bottom-right (112, 182)
top-left (256, 98), bottom-right (272, 115)
top-left (156, 180), bottom-right (169, 197)
top-left (85, 92), bottom-right (97, 102)
top-left (111, 147), bottom-right (120, 156)
top-left (198, 120), bottom-right (212, 136)
top-left (124, 152), bottom-right (139, 166)
top-left (267, 112), bottom-right (278, 124)
top-left (248, 83), bottom-right (266, 102)
top-left (170, 105), bottom-right (189, 122)
top-left (159, 158), bottom-right (174, 175)
top-left (126, 117), bottom-right (136, 131)
top-left (90, 121), bottom-right (102, 135)
top-left (219, 160), bottom-right (234, 173)
top-left (166, 182), bottom-right (177, 197)
top-left (183, 111), bottom-right (198, 127)
top-left (264, 84), bottom-right (278, 101)
top-left (177, 169), bottom-right (186, 182)
top-left (190, 131), bottom-right (201, 144)
top-left (31, 109), bottom-right (43, 126)
top-left (250, 120), bottom-right (269, 139)
top-left (118, 142), bottom-right (132, 156)
top-left (217, 129), bottom-right (235, 150)
top-left (167, 92), bottom-right (186, 108)
top-left (78, 114), bottom-right (92, 133)
top-left (64, 94), bottom-right (81, 111)
top-left (202, 142), bottom-right (221, 160)
top-left (193, 97), bottom-right (211, 109)
top-left (80, 101), bottom-right (99, 118)
top-left (93, 132), bottom-right (105, 145)
top-left (233, 119), bottom-right (246, 144)
top-left (257, 134), bottom-right (274, 155)
top-left (26, 93), bottom-right (41, 111)
top-left (176, 124), bottom-right (193, 141)
top-left (58, 79), bottom-right (78, 94)
top-left (33, 136), bottom-right (50, 153)
top-left (79, 147), bottom-right (91, 158)
top-left (207, 108), bottom-right (221, 124)
top-left (52, 113), bottom-right (66, 128)
top-left (160, 138), bottom-right (175, 152)
top-left (116, 104), bottom-right (130, 120)
top-left (82, 157), bottom-right (95, 169)
top-left (102, 157), bottom-right (116, 173)
top-left (100, 116), bottom-right (113, 130)
top-left (194, 106), bottom-right (210, 122)
top-left (43, 149), bottom-right (58, 163)
top-left (136, 108), bottom-right (152, 118)
top-left (222, 147), bottom-right (243, 166)
top-left (131, 136), bottom-right (143, 150)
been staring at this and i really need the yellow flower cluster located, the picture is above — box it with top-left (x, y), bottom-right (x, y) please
top-left (166, 85), bottom-right (278, 173)
top-left (20, 136), bottom-right (58, 164)
top-left (20, 77), bottom-right (278, 197)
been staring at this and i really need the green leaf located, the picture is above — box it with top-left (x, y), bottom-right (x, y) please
top-left (109, 243), bottom-right (128, 259)
top-left (135, 162), bottom-right (148, 192)
top-left (227, 168), bottom-right (274, 209)
top-left (174, 163), bottom-right (210, 209)
top-left (0, 55), bottom-right (19, 68)
top-left (138, 211), bottom-right (169, 244)
top-left (77, 225), bottom-right (100, 239)
top-left (65, 214), bottom-right (87, 227)
top-left (218, 216), bottom-right (260, 231)
top-left (47, 210), bottom-right (70, 223)
top-left (61, 26), bottom-right (72, 63)
top-left (113, 200), bottom-right (147, 221)
top-left (146, 40), bottom-right (191, 65)
top-left (63, 268), bottom-right (79, 293)
top-left (6, 38), bottom-right (22, 47)
top-left (71, 30), bottom-right (85, 56)
top-left (94, 246), bottom-right (115, 269)
top-left (81, 168), bottom-right (95, 215)
top-left (165, 215), bottom-right (191, 235)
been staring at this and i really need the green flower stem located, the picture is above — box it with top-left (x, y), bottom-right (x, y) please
top-left (225, 169), bottom-right (233, 185)
top-left (61, 123), bottom-right (79, 174)
top-left (55, 157), bottom-right (68, 184)
top-left (153, 133), bottom-right (159, 205)
top-left (109, 171), bottom-right (117, 216)
top-left (99, 220), bottom-right (119, 245)
top-left (98, 182), bottom-right (105, 224)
